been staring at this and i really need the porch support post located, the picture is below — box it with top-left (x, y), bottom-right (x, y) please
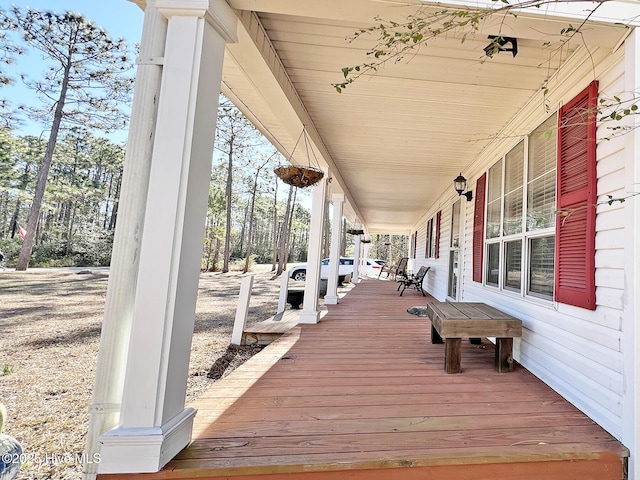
top-left (84, 2), bottom-right (167, 478)
top-left (98, 0), bottom-right (237, 474)
top-left (623, 27), bottom-right (640, 480)
top-left (299, 177), bottom-right (328, 324)
top-left (352, 222), bottom-right (362, 284)
top-left (324, 193), bottom-right (344, 305)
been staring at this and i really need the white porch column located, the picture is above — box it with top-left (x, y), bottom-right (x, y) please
top-left (324, 193), bottom-right (344, 305)
top-left (623, 27), bottom-right (640, 480)
top-left (84, 3), bottom-right (167, 478)
top-left (352, 222), bottom-right (362, 284)
top-left (362, 242), bottom-right (371, 276)
top-left (98, 0), bottom-right (237, 474)
top-left (299, 177), bottom-right (328, 324)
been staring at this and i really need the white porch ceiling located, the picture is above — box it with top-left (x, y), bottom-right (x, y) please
top-left (222, 0), bottom-right (631, 233)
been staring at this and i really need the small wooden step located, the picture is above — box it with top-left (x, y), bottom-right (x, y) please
top-left (242, 309), bottom-right (300, 345)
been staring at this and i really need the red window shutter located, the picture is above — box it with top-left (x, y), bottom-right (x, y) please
top-left (425, 219), bottom-right (431, 257)
top-left (411, 232), bottom-right (417, 259)
top-left (472, 173), bottom-right (487, 283)
top-left (555, 81), bottom-right (598, 310)
top-left (435, 210), bottom-right (442, 259)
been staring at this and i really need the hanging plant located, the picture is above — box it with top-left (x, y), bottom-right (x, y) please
top-left (274, 165), bottom-right (324, 188)
top-left (274, 126), bottom-right (325, 188)
top-left (346, 228), bottom-right (364, 235)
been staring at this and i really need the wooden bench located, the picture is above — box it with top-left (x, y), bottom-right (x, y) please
top-left (425, 301), bottom-right (522, 374)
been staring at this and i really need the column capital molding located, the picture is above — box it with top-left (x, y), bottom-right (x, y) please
top-left (331, 193), bottom-right (345, 203)
top-left (156, 0), bottom-right (237, 42)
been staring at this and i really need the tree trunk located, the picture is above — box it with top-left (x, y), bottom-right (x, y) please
top-left (238, 202), bottom-right (249, 256)
top-left (243, 162), bottom-right (265, 273)
top-left (16, 58), bottom-right (71, 270)
top-left (212, 236), bottom-right (221, 272)
top-left (222, 141), bottom-right (233, 273)
top-left (270, 178), bottom-right (278, 272)
top-left (10, 199), bottom-right (21, 239)
top-left (65, 204), bottom-right (76, 256)
top-left (222, 138), bottom-right (233, 273)
top-left (284, 188), bottom-right (297, 264)
top-left (276, 185), bottom-right (294, 276)
top-left (109, 168), bottom-right (122, 230)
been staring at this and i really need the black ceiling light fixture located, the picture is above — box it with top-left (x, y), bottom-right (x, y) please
top-left (484, 35), bottom-right (518, 58)
top-left (453, 173), bottom-right (473, 202)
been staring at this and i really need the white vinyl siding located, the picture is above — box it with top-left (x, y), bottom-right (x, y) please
top-left (440, 46), bottom-right (629, 445)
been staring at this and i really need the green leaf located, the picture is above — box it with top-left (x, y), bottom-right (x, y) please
top-left (342, 67), bottom-right (350, 78)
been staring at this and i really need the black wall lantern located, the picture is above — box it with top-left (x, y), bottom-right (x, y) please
top-left (454, 173), bottom-right (473, 202)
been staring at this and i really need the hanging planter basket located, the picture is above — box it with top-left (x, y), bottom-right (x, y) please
top-left (360, 239), bottom-right (372, 244)
top-left (346, 228), bottom-right (365, 235)
top-left (274, 165), bottom-right (324, 189)
top-left (274, 126), bottom-right (325, 189)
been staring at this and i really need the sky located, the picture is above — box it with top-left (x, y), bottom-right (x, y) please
top-left (4, 1), bottom-right (313, 206)
top-left (4, 0), bottom-right (144, 141)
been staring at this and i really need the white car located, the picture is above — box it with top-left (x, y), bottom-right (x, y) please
top-left (289, 257), bottom-right (386, 282)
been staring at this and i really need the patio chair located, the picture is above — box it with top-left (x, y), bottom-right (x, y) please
top-left (397, 265), bottom-right (430, 296)
top-left (393, 257), bottom-right (409, 281)
top-left (378, 263), bottom-right (398, 279)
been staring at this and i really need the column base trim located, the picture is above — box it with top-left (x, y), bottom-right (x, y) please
top-left (98, 407), bottom-right (196, 474)
top-left (298, 310), bottom-right (321, 324)
top-left (324, 295), bottom-right (339, 305)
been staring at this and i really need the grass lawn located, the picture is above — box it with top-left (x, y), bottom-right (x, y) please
top-left (0, 266), bottom-right (282, 479)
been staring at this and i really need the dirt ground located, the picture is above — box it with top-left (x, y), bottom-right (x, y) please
top-left (0, 265), bottom-right (285, 479)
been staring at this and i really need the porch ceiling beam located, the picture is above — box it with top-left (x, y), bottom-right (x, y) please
top-left (225, 10), bottom-right (365, 225)
top-left (228, 0), bottom-right (632, 49)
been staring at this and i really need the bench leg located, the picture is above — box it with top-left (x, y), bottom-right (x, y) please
top-left (431, 323), bottom-right (443, 344)
top-left (495, 337), bottom-right (514, 372)
top-left (444, 338), bottom-right (462, 374)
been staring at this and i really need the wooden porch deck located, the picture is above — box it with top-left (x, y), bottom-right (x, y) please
top-left (100, 278), bottom-right (628, 480)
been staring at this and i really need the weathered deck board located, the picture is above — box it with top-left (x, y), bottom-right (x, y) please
top-left (99, 278), bottom-right (628, 480)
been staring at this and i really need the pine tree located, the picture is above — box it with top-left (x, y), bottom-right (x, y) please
top-left (3, 7), bottom-right (133, 270)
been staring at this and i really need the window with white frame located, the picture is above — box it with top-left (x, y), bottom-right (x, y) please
top-left (484, 114), bottom-right (557, 300)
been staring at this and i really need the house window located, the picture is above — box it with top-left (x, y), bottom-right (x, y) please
top-left (425, 212), bottom-right (441, 258)
top-left (474, 81), bottom-right (598, 308)
top-left (425, 218), bottom-right (433, 258)
top-left (484, 115), bottom-right (557, 300)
